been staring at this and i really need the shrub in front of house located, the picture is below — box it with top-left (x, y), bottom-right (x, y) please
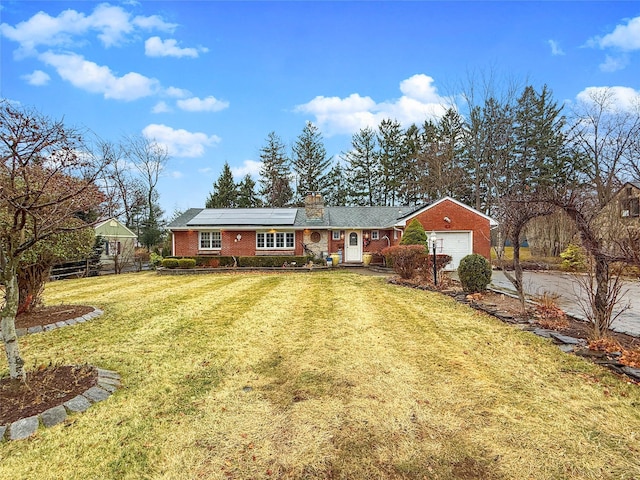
top-left (418, 254), bottom-right (453, 285)
top-left (458, 254), bottom-right (492, 293)
top-left (149, 252), bottom-right (163, 269)
top-left (400, 218), bottom-right (427, 245)
top-left (178, 258), bottom-right (196, 269)
top-left (238, 256), bottom-right (309, 268)
top-left (161, 258), bottom-right (179, 269)
top-left (381, 245), bottom-right (427, 279)
top-left (191, 256), bottom-right (236, 267)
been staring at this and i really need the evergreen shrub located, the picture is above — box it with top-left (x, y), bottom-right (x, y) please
top-left (458, 254), bottom-right (492, 293)
top-left (178, 258), bottom-right (196, 269)
top-left (400, 219), bottom-right (427, 245)
top-left (560, 243), bottom-right (586, 271)
top-left (161, 258), bottom-right (179, 269)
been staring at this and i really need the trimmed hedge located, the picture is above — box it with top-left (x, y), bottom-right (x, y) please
top-left (161, 258), bottom-right (179, 269)
top-left (238, 256), bottom-right (310, 267)
top-left (163, 255), bottom-right (313, 268)
top-left (177, 258), bottom-right (196, 269)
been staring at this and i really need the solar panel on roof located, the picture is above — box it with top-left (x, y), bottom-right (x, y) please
top-left (186, 208), bottom-right (297, 226)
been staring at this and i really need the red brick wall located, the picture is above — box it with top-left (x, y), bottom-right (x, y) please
top-left (172, 230), bottom-right (303, 257)
top-left (406, 199), bottom-right (491, 259)
top-left (173, 231), bottom-right (199, 256)
top-left (221, 231), bottom-right (255, 256)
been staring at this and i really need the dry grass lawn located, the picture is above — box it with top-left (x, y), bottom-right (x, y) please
top-left (1, 271), bottom-right (639, 479)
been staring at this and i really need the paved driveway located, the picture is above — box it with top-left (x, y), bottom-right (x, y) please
top-left (489, 270), bottom-right (640, 337)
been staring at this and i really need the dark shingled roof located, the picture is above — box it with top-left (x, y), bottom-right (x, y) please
top-left (169, 205), bottom-right (426, 229)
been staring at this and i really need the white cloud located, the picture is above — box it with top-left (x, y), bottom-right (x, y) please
top-left (39, 51), bottom-right (160, 101)
top-left (599, 54), bottom-right (629, 72)
top-left (295, 74), bottom-right (451, 136)
top-left (548, 39), bottom-right (565, 56)
top-left (596, 16), bottom-right (640, 51)
top-left (168, 170), bottom-right (183, 179)
top-left (231, 160), bottom-right (262, 179)
top-left (0, 4), bottom-right (177, 54)
top-left (145, 36), bottom-right (205, 58)
top-left (152, 101), bottom-right (171, 113)
top-left (142, 124), bottom-right (221, 157)
top-left (22, 69), bottom-right (50, 86)
top-left (177, 95), bottom-right (229, 112)
top-left (132, 14), bottom-right (177, 33)
top-left (198, 167), bottom-right (214, 174)
top-left (399, 74), bottom-right (443, 102)
top-left (164, 86), bottom-right (191, 98)
top-left (576, 86), bottom-right (640, 112)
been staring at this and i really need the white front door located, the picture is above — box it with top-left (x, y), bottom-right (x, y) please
top-left (344, 230), bottom-right (362, 262)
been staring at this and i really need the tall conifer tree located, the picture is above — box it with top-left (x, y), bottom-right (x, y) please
top-left (206, 162), bottom-right (237, 208)
top-left (258, 132), bottom-right (293, 207)
top-left (292, 122), bottom-right (332, 204)
top-left (343, 127), bottom-right (380, 206)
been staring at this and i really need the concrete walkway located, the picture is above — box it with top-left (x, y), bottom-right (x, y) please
top-left (488, 270), bottom-right (640, 337)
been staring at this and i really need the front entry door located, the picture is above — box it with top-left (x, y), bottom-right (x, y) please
top-left (344, 230), bottom-right (362, 262)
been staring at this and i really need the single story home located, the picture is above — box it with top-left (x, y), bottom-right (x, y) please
top-left (168, 194), bottom-right (497, 270)
top-left (95, 217), bottom-right (137, 266)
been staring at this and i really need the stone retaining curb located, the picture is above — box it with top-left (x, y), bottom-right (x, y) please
top-left (1, 367), bottom-right (120, 442)
top-left (15, 307), bottom-right (103, 337)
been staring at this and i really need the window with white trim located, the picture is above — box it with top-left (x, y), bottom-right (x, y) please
top-left (256, 231), bottom-right (295, 249)
top-left (199, 231), bottom-right (221, 249)
top-left (371, 230), bottom-right (379, 240)
top-left (332, 230), bottom-right (341, 240)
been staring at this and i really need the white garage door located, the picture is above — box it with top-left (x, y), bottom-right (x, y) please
top-left (436, 231), bottom-right (472, 270)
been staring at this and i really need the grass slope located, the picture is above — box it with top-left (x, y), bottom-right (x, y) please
top-left (1, 271), bottom-right (639, 479)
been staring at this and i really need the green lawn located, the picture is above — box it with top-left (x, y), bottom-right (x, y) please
top-left (1, 271), bottom-right (639, 479)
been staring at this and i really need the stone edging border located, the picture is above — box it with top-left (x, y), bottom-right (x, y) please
top-left (16, 306), bottom-right (104, 337)
top-left (0, 367), bottom-right (120, 442)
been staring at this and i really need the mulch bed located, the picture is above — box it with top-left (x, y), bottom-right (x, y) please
top-left (1, 305), bottom-right (98, 427)
top-left (476, 290), bottom-right (640, 352)
top-left (15, 304), bottom-right (95, 329)
top-left (0, 365), bottom-right (97, 425)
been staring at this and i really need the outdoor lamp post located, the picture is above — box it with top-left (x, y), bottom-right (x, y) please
top-left (430, 231), bottom-right (437, 286)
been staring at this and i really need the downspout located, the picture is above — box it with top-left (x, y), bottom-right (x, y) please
top-left (393, 226), bottom-right (404, 243)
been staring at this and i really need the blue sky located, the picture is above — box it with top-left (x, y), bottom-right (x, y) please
top-left (1, 1), bottom-right (639, 216)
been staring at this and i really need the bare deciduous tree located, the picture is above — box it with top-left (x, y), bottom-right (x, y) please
top-left (0, 101), bottom-right (108, 380)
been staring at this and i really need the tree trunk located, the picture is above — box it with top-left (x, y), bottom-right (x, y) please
top-left (592, 254), bottom-right (610, 339)
top-left (18, 263), bottom-right (49, 314)
top-left (501, 227), bottom-right (527, 313)
top-left (1, 258), bottom-right (26, 380)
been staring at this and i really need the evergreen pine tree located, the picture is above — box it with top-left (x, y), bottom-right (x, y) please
top-left (343, 127), bottom-right (380, 206)
top-left (325, 162), bottom-right (349, 206)
top-left (237, 174), bottom-right (262, 207)
top-left (206, 162), bottom-right (238, 208)
top-left (377, 119), bottom-right (407, 206)
top-left (258, 132), bottom-right (293, 207)
top-left (292, 122), bottom-right (332, 204)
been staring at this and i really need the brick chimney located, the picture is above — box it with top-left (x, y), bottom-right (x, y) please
top-left (304, 192), bottom-right (324, 221)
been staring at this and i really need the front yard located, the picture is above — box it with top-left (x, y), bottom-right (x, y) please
top-left (1, 271), bottom-right (639, 479)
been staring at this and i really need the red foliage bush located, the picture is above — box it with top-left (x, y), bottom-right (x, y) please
top-left (382, 245), bottom-right (426, 279)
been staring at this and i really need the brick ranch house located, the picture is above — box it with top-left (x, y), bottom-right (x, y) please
top-left (168, 194), bottom-right (498, 270)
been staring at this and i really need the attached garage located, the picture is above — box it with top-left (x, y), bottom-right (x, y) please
top-left (434, 231), bottom-right (473, 270)
top-left (399, 197), bottom-right (497, 269)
